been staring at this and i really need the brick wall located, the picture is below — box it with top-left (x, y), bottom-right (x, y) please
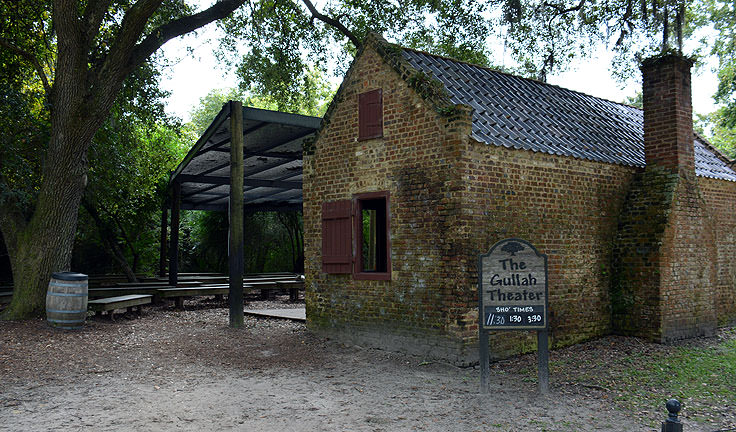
top-left (699, 177), bottom-right (736, 325)
top-left (659, 171), bottom-right (717, 341)
top-left (303, 44), bottom-right (477, 363)
top-left (611, 167), bottom-right (675, 339)
top-left (612, 168), bottom-right (718, 341)
top-left (455, 143), bottom-right (636, 357)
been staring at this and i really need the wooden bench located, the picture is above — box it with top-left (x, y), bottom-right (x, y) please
top-left (88, 274), bottom-right (147, 287)
top-left (89, 286), bottom-right (168, 299)
top-left (243, 280), bottom-right (304, 300)
top-left (276, 281), bottom-right (305, 301)
top-left (150, 276), bottom-right (229, 283)
top-left (116, 280), bottom-right (201, 288)
top-left (88, 294), bottom-right (152, 320)
top-left (0, 291), bottom-right (13, 305)
top-left (243, 276), bottom-right (301, 283)
top-left (157, 286), bottom-right (231, 309)
top-left (240, 281), bottom-right (279, 300)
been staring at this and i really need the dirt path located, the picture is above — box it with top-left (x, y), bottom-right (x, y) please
top-left (0, 301), bottom-right (722, 431)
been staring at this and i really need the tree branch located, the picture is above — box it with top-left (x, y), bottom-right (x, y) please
top-left (127, 0), bottom-right (248, 71)
top-left (543, 0), bottom-right (586, 15)
top-left (83, 0), bottom-right (114, 48)
top-left (101, 0), bottom-right (164, 81)
top-left (0, 38), bottom-right (52, 94)
top-left (299, 0), bottom-right (361, 47)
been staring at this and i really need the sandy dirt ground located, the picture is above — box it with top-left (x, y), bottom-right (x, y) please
top-left (0, 298), bottom-right (730, 431)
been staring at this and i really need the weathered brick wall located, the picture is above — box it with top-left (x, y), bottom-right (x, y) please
top-left (303, 45), bottom-right (476, 363)
top-left (659, 171), bottom-right (717, 341)
top-left (455, 144), bottom-right (636, 357)
top-left (612, 167), bottom-right (718, 341)
top-left (699, 177), bottom-right (736, 325)
top-left (611, 167), bottom-right (675, 339)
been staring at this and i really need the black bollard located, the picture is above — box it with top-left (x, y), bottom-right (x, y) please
top-left (661, 399), bottom-right (683, 432)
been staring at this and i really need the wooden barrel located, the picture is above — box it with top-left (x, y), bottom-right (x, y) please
top-left (46, 272), bottom-right (88, 330)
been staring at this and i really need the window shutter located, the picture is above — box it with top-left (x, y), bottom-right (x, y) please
top-left (322, 200), bottom-right (352, 273)
top-left (358, 89), bottom-right (383, 140)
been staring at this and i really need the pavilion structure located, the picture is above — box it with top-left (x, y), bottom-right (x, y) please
top-left (163, 101), bottom-right (320, 326)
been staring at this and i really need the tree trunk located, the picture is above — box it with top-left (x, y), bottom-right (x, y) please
top-left (1, 132), bottom-right (88, 319)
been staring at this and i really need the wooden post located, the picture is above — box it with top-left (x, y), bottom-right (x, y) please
top-left (159, 205), bottom-right (168, 278)
top-left (168, 182), bottom-right (180, 287)
top-left (479, 327), bottom-right (490, 394)
top-left (537, 329), bottom-right (549, 395)
top-left (228, 100), bottom-right (245, 328)
top-left (478, 261), bottom-right (490, 394)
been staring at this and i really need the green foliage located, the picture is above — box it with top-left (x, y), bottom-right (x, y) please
top-left (622, 91), bottom-right (643, 108)
top-left (180, 210), bottom-right (302, 274)
top-left (0, 0), bottom-right (52, 218)
top-left (547, 332), bottom-right (736, 426)
top-left (211, 0), bottom-right (705, 109)
top-left (407, 70), bottom-right (448, 104)
top-left (182, 211), bottom-right (228, 273)
top-left (696, 111), bottom-right (736, 159)
top-left (695, 0), bottom-right (736, 155)
top-left (501, 0), bottom-right (697, 81)
top-left (704, 1), bottom-right (736, 113)
top-left (612, 336), bottom-right (736, 420)
top-left (0, 0), bottom-right (193, 279)
top-left (186, 69), bottom-right (333, 139)
top-left (187, 87), bottom-right (245, 136)
top-left (0, 0), bottom-right (254, 318)
top-left (218, 0), bottom-right (495, 107)
top-left (238, 66), bottom-right (335, 116)
top-left (75, 62), bottom-right (187, 277)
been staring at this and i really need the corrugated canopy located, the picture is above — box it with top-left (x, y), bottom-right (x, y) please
top-left (170, 104), bottom-right (321, 211)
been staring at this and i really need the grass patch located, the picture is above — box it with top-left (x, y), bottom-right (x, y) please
top-left (602, 337), bottom-right (736, 425)
top-left (649, 339), bottom-right (736, 400)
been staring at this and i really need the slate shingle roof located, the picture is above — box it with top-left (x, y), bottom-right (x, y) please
top-left (401, 49), bottom-right (736, 182)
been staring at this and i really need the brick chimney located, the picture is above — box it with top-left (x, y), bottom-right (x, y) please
top-left (641, 55), bottom-right (695, 172)
top-left (612, 54), bottom-right (716, 343)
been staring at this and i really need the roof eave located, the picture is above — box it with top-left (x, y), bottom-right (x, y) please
top-left (170, 101), bottom-right (232, 185)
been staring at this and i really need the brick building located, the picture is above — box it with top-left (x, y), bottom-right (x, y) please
top-left (302, 34), bottom-right (736, 364)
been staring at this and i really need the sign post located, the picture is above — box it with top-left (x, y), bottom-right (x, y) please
top-left (478, 238), bottom-right (549, 394)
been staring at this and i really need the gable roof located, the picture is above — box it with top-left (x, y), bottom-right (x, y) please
top-left (399, 48), bottom-right (736, 182)
top-left (324, 33), bottom-right (732, 182)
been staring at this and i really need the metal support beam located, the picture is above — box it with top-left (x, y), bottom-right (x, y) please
top-left (228, 100), bottom-right (245, 328)
top-left (187, 129), bottom-right (311, 181)
top-left (168, 182), bottom-right (181, 287)
top-left (194, 121), bottom-right (269, 156)
top-left (207, 148), bottom-right (302, 159)
top-left (181, 183), bottom-right (222, 199)
top-left (177, 174), bottom-right (301, 190)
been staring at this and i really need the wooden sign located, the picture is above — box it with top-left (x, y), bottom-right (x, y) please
top-left (478, 238), bottom-right (550, 394)
top-left (479, 238), bottom-right (548, 330)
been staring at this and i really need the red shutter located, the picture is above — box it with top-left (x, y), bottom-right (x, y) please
top-left (358, 89), bottom-right (383, 140)
top-left (322, 200), bottom-right (352, 273)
